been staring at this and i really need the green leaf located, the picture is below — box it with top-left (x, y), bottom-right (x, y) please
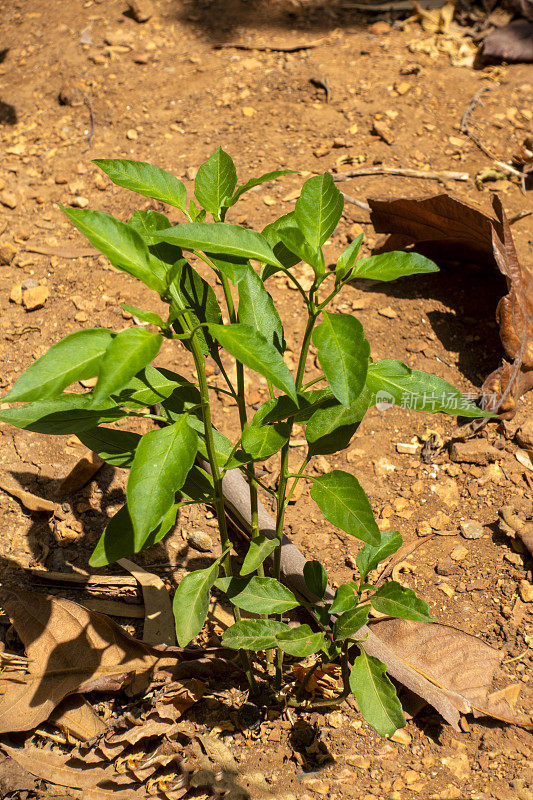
top-left (127, 208), bottom-right (171, 235)
top-left (189, 199), bottom-right (205, 222)
top-left (223, 169), bottom-right (296, 209)
top-left (173, 558), bottom-right (222, 647)
top-left (93, 159), bottom-right (187, 213)
top-left (170, 261), bottom-right (222, 355)
top-left (121, 304), bottom-right (167, 329)
top-left (3, 329), bottom-right (114, 403)
top-left (351, 251), bottom-right (439, 282)
top-left (276, 625), bottom-right (326, 657)
top-left (208, 323), bottom-right (297, 402)
top-left (112, 365), bottom-right (184, 408)
top-left (91, 328), bottom-right (162, 406)
top-left (366, 360), bottom-right (491, 418)
top-left (251, 389), bottom-right (332, 427)
top-left (195, 147), bottom-right (237, 217)
top-left (215, 576), bottom-right (299, 614)
top-left (0, 395), bottom-right (126, 434)
top-left (77, 426), bottom-right (141, 468)
top-left (240, 535), bottom-right (278, 576)
top-left (180, 464), bottom-right (215, 504)
top-left (335, 234), bottom-right (363, 283)
top-left (329, 585), bottom-right (358, 615)
top-left (311, 470), bottom-right (380, 545)
top-left (312, 313), bottom-right (369, 406)
top-left (371, 581), bottom-right (434, 622)
top-left (127, 417), bottom-right (198, 549)
top-left (238, 263), bottom-right (285, 352)
top-left (150, 222), bottom-right (282, 268)
top-left (357, 531), bottom-right (402, 583)
top-left (295, 173), bottom-right (344, 250)
top-left (241, 422), bottom-right (290, 461)
top-left (305, 388), bottom-right (372, 444)
top-left (333, 605), bottom-right (369, 641)
top-left (349, 649), bottom-right (406, 737)
top-left (61, 207), bottom-right (165, 292)
top-left (261, 212), bottom-right (302, 271)
top-left (209, 254), bottom-right (250, 284)
top-left (278, 225), bottom-right (325, 276)
top-left (303, 561), bottom-right (328, 599)
top-left (89, 503), bottom-right (178, 567)
top-left (222, 619), bottom-right (290, 651)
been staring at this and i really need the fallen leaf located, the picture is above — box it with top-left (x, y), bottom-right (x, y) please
top-left (48, 695), bottom-right (106, 742)
top-left (0, 477), bottom-right (57, 514)
top-left (480, 20), bottom-right (533, 64)
top-left (369, 618), bottom-right (532, 726)
top-left (0, 589), bottom-right (184, 734)
top-left (369, 193), bottom-right (533, 417)
top-left (1, 745), bottom-right (137, 798)
top-left (118, 558), bottom-right (175, 646)
top-left (482, 197), bottom-right (533, 418)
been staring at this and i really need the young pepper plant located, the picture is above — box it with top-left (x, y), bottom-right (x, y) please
top-left (0, 147), bottom-right (491, 737)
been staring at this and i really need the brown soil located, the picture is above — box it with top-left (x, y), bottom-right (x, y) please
top-left (0, 1), bottom-right (532, 799)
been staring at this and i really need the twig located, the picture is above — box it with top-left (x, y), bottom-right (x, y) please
top-left (460, 87), bottom-right (492, 138)
top-left (83, 94), bottom-right (95, 152)
top-left (346, 0), bottom-right (444, 8)
top-left (334, 167), bottom-right (469, 182)
top-left (215, 38), bottom-right (325, 53)
top-left (509, 210), bottom-right (533, 225)
top-left (341, 193), bottom-right (371, 212)
top-left (26, 568), bottom-right (138, 587)
top-left (374, 535), bottom-right (435, 588)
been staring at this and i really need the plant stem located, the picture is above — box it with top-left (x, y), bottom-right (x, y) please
top-left (272, 310), bottom-right (317, 688)
top-left (184, 307), bottom-right (256, 692)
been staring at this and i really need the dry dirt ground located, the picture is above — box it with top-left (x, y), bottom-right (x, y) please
top-left (0, 1), bottom-right (532, 798)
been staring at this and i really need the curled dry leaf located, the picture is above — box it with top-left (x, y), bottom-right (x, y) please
top-left (481, 196), bottom-right (533, 419)
top-left (369, 618), bottom-right (533, 727)
top-left (48, 694), bottom-right (106, 742)
top-left (369, 193), bottom-right (533, 418)
top-left (0, 589), bottom-right (211, 735)
top-left (118, 557), bottom-right (175, 646)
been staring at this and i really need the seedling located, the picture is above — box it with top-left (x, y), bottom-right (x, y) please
top-left (0, 148), bottom-right (489, 736)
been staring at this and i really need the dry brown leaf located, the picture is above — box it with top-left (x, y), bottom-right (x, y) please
top-left (55, 451), bottom-right (105, 496)
top-left (48, 694), bottom-right (106, 742)
top-left (481, 196), bottom-right (533, 418)
top-left (0, 588), bottom-right (182, 734)
top-left (0, 753), bottom-right (37, 796)
top-left (369, 193), bottom-right (533, 417)
top-left (1, 745), bottom-right (137, 798)
top-left (370, 618), bottom-right (532, 727)
top-left (118, 558), bottom-right (175, 646)
top-left (0, 477), bottom-right (57, 514)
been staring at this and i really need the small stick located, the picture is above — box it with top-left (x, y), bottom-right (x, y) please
top-left (83, 94), bottom-right (95, 152)
top-left (26, 568), bottom-right (138, 587)
top-left (460, 87), bottom-right (492, 138)
top-left (341, 192), bottom-right (371, 211)
top-left (215, 38), bottom-right (325, 53)
top-left (334, 167), bottom-right (469, 182)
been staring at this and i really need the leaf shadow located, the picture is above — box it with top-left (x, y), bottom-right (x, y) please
top-left (350, 262), bottom-right (507, 387)
top-left (171, 0), bottom-right (372, 42)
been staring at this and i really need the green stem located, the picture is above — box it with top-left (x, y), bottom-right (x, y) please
top-left (177, 294), bottom-right (256, 692)
top-left (272, 311), bottom-right (317, 689)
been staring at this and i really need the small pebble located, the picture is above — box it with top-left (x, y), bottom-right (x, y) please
top-left (459, 520), bottom-right (483, 539)
top-left (378, 306), bottom-right (397, 319)
top-left (126, 129), bottom-right (138, 140)
top-left (450, 545), bottom-right (468, 562)
top-left (187, 530), bottom-right (213, 552)
top-left (519, 579), bottom-right (533, 603)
